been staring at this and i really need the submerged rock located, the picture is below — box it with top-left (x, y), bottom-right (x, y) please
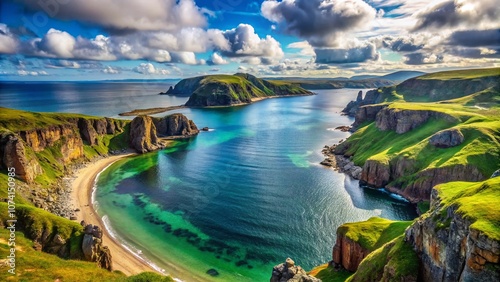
top-left (206, 268), bottom-right (219, 276)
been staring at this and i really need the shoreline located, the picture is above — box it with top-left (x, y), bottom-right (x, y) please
top-left (70, 152), bottom-right (159, 276)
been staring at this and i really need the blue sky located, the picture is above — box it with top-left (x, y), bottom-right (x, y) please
top-left (0, 0), bottom-right (498, 80)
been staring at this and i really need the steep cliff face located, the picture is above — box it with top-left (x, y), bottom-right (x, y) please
top-left (129, 115), bottom-right (162, 153)
top-left (331, 218), bottom-right (412, 272)
top-left (130, 113), bottom-right (199, 153)
top-left (375, 107), bottom-right (458, 134)
top-left (0, 133), bottom-right (43, 183)
top-left (332, 235), bottom-right (370, 272)
top-left (352, 104), bottom-right (387, 128)
top-left (405, 178), bottom-right (500, 282)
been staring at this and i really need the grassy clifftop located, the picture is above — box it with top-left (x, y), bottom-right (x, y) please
top-left (165, 73), bottom-right (312, 107)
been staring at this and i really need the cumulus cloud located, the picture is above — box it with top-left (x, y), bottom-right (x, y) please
top-left (207, 53), bottom-right (228, 65)
top-left (261, 0), bottom-right (376, 47)
top-left (405, 52), bottom-right (444, 65)
top-left (133, 63), bottom-right (169, 75)
top-left (448, 29), bottom-right (500, 47)
top-left (287, 41), bottom-right (315, 56)
top-left (315, 42), bottom-right (380, 64)
top-left (171, 52), bottom-right (199, 65)
top-left (45, 59), bottom-right (81, 68)
top-left (18, 0), bottom-right (207, 33)
top-left (102, 66), bottom-right (121, 74)
top-left (0, 24), bottom-right (19, 54)
top-left (220, 24), bottom-right (284, 58)
top-left (412, 0), bottom-right (500, 31)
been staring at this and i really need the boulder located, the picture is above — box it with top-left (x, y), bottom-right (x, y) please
top-left (270, 258), bottom-right (321, 282)
top-left (429, 128), bottom-right (465, 148)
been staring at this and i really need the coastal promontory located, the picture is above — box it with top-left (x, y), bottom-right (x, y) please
top-left (163, 73), bottom-right (313, 107)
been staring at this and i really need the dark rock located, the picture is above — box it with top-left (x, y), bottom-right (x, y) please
top-left (202, 127), bottom-right (209, 131)
top-left (154, 114), bottom-right (199, 137)
top-left (105, 118), bottom-right (116, 134)
top-left (70, 216), bottom-right (78, 220)
top-left (129, 116), bottom-right (162, 153)
top-left (78, 118), bottom-right (98, 145)
top-left (206, 268), bottom-right (220, 276)
top-left (270, 258), bottom-right (321, 282)
top-left (429, 128), bottom-right (465, 148)
top-left (492, 169), bottom-right (500, 178)
top-left (93, 118), bottom-right (108, 135)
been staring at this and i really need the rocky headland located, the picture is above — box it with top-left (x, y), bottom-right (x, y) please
top-left (163, 73), bottom-right (313, 107)
top-left (314, 67), bottom-right (500, 281)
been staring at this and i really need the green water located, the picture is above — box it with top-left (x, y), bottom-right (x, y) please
top-left (95, 90), bottom-right (417, 281)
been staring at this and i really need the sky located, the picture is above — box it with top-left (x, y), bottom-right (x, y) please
top-left (0, 0), bottom-right (498, 81)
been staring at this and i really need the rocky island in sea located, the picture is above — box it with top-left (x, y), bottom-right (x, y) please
top-left (162, 73), bottom-right (313, 107)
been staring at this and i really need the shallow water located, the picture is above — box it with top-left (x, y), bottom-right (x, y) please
top-left (92, 89), bottom-right (417, 281)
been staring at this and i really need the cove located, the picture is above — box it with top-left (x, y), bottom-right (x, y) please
top-left (94, 89), bottom-right (418, 281)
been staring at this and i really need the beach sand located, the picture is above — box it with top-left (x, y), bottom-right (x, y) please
top-left (70, 153), bottom-right (156, 276)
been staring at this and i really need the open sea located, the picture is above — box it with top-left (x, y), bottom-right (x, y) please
top-left (0, 81), bottom-right (417, 281)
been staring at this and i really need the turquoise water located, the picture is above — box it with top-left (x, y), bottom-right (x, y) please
top-left (94, 89), bottom-right (417, 281)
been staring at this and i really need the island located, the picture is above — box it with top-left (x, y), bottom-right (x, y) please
top-left (162, 73), bottom-right (313, 107)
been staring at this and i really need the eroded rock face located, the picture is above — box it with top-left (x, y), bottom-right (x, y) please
top-left (360, 159), bottom-right (390, 188)
top-left (375, 107), bottom-right (458, 134)
top-left (0, 134), bottom-right (43, 183)
top-left (154, 114), bottom-right (199, 137)
top-left (270, 258), bottom-right (321, 282)
top-left (78, 118), bottom-right (99, 145)
top-left (406, 189), bottom-right (500, 282)
top-left (129, 116), bottom-right (162, 153)
top-left (332, 235), bottom-right (370, 272)
top-left (429, 128), bottom-right (464, 148)
top-left (352, 104), bottom-right (387, 129)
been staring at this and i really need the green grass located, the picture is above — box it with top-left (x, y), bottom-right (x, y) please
top-left (309, 263), bottom-right (353, 282)
top-left (347, 235), bottom-right (419, 282)
top-left (417, 201), bottom-right (430, 214)
top-left (415, 67), bottom-right (500, 80)
top-left (337, 103), bottom-right (500, 191)
top-left (436, 177), bottom-right (500, 241)
top-left (337, 217), bottom-right (412, 251)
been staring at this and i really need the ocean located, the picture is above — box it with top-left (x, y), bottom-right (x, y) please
top-left (0, 81), bottom-right (417, 281)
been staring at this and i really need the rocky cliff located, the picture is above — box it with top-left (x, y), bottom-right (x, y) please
top-left (129, 114), bottom-right (199, 153)
top-left (406, 177), bottom-right (500, 282)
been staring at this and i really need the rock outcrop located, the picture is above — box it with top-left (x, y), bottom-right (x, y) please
top-left (82, 223), bottom-right (112, 271)
top-left (153, 114), bottom-right (199, 137)
top-left (129, 116), bottom-right (163, 153)
top-left (270, 258), bottom-right (321, 282)
top-left (352, 104), bottom-right (387, 129)
top-left (130, 113), bottom-right (199, 153)
top-left (429, 128), bottom-right (464, 148)
top-left (406, 180), bottom-right (500, 282)
top-left (0, 133), bottom-right (43, 183)
top-left (342, 91), bottom-right (364, 116)
top-left (375, 107), bottom-right (458, 134)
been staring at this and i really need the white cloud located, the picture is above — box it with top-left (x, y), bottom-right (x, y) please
top-left (208, 53), bottom-right (228, 65)
top-left (0, 24), bottom-right (18, 54)
top-left (133, 63), bottom-right (170, 75)
top-left (287, 41), bottom-right (315, 56)
top-left (18, 70), bottom-right (48, 76)
top-left (102, 66), bottom-right (121, 74)
top-left (220, 24), bottom-right (284, 59)
top-left (18, 0), bottom-right (207, 33)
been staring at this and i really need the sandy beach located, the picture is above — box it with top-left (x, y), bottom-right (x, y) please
top-left (70, 153), bottom-right (156, 276)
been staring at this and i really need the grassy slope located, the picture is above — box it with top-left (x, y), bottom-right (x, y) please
top-left (337, 217), bottom-right (412, 252)
top-left (338, 75), bottom-right (500, 189)
top-left (346, 235), bottom-right (419, 282)
top-left (310, 218), bottom-right (412, 281)
top-left (416, 67), bottom-right (500, 80)
top-left (0, 229), bottom-right (172, 282)
top-left (436, 177), bottom-right (500, 241)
